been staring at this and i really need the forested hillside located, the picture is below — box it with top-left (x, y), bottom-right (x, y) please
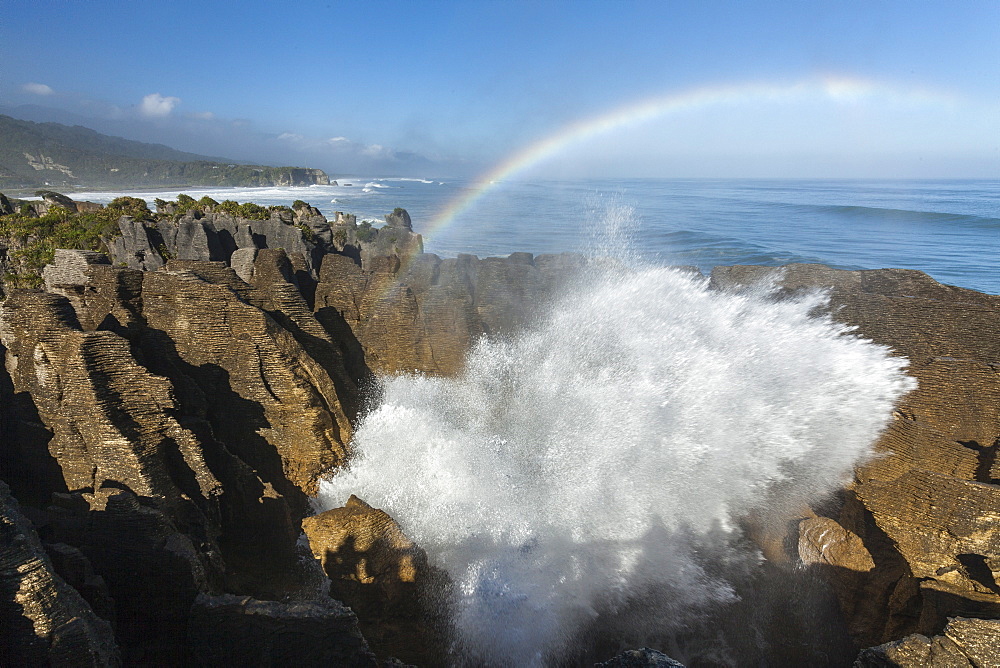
top-left (0, 115), bottom-right (329, 189)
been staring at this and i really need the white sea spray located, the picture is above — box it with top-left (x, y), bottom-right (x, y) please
top-left (317, 253), bottom-right (915, 666)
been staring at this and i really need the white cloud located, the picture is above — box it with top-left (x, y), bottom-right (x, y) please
top-left (139, 93), bottom-right (181, 117)
top-left (278, 132), bottom-right (304, 142)
top-left (22, 82), bottom-right (54, 96)
top-left (362, 143), bottom-right (392, 158)
top-left (327, 136), bottom-right (348, 143)
top-left (189, 110), bottom-right (215, 120)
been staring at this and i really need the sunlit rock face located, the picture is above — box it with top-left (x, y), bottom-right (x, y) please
top-left (854, 617), bottom-right (1000, 667)
top-left (302, 494), bottom-right (445, 666)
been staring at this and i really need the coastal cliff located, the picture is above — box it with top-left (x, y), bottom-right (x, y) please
top-left (0, 194), bottom-right (998, 666)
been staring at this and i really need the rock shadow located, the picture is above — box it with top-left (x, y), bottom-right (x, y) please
top-left (131, 328), bottom-right (308, 594)
top-left (0, 342), bottom-right (68, 507)
top-left (318, 533), bottom-right (451, 666)
top-left (314, 305), bottom-right (376, 399)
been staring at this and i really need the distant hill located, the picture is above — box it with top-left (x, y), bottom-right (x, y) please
top-left (0, 114), bottom-right (330, 190)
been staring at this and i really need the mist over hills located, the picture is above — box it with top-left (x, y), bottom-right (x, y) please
top-left (0, 113), bottom-right (330, 190)
top-left (0, 103), bottom-right (464, 181)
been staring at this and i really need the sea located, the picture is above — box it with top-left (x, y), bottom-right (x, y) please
top-left (71, 177), bottom-right (999, 295)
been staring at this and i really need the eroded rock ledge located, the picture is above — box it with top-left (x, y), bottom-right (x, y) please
top-left (0, 226), bottom-right (998, 664)
top-left (712, 264), bottom-right (1000, 651)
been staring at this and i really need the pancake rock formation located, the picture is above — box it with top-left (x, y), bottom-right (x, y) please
top-left (1, 192), bottom-right (999, 665)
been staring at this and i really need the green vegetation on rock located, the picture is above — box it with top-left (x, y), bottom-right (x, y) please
top-left (356, 221), bottom-right (376, 242)
top-left (0, 191), bottom-right (318, 290)
top-left (214, 199), bottom-right (271, 220)
top-left (0, 199), bottom-right (145, 287)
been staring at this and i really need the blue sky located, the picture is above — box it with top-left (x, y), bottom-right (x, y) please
top-left (3, 1), bottom-right (998, 178)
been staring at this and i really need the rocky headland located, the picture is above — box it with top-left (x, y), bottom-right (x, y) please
top-left (0, 114), bottom-right (332, 190)
top-left (0, 193), bottom-right (998, 666)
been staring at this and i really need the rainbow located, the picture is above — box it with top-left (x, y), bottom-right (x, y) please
top-left (421, 76), bottom-right (952, 240)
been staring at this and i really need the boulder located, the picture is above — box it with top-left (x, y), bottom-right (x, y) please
top-left (798, 517), bottom-right (875, 572)
top-left (302, 495), bottom-right (442, 665)
top-left (595, 647), bottom-right (686, 667)
top-left (37, 190), bottom-right (77, 211)
top-left (384, 208), bottom-right (412, 230)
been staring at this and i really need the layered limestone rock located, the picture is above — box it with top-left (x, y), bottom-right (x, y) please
top-left (0, 289), bottom-right (220, 501)
top-left (711, 264), bottom-right (1000, 646)
top-left (0, 245), bottom-right (367, 661)
top-left (110, 209), bottom-right (326, 277)
top-left (5, 238), bottom-right (1000, 664)
top-left (0, 481), bottom-right (119, 666)
top-left (854, 617), bottom-right (1000, 667)
top-left (314, 250), bottom-right (586, 376)
top-left (302, 495), bottom-right (442, 666)
top-left (42, 249), bottom-right (114, 298)
top-left (109, 205), bottom-right (424, 282)
top-left (140, 262), bottom-right (353, 497)
top-left (328, 209), bottom-right (424, 270)
top-left (33, 489), bottom-right (217, 664)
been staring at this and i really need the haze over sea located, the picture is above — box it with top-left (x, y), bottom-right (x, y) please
top-left (74, 178), bottom-right (998, 295)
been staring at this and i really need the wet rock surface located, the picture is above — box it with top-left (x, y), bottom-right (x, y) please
top-left (595, 647), bottom-right (686, 667)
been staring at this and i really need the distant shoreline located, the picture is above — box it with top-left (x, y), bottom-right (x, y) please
top-left (3, 184), bottom-right (250, 199)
